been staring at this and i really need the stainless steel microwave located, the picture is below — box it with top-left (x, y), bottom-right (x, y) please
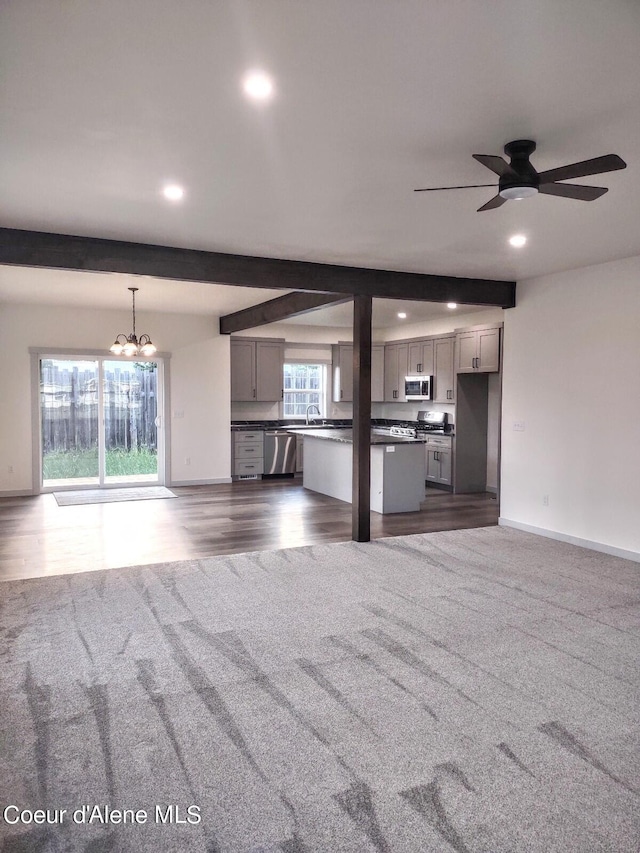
top-left (404, 375), bottom-right (433, 400)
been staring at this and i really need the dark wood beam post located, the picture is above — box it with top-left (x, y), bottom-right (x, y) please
top-left (0, 228), bottom-right (517, 307)
top-left (352, 295), bottom-right (372, 542)
top-left (219, 291), bottom-right (350, 334)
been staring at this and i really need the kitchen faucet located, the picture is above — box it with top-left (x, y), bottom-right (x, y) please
top-left (305, 404), bottom-right (321, 425)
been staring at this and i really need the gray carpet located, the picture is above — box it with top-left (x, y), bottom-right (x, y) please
top-left (0, 527), bottom-right (638, 852)
top-left (53, 486), bottom-right (177, 506)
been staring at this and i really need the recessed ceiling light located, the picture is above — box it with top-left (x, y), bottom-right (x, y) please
top-left (163, 184), bottom-right (184, 202)
top-left (397, 312), bottom-right (407, 319)
top-left (243, 70), bottom-right (274, 101)
top-left (509, 234), bottom-right (527, 248)
top-left (447, 302), bottom-right (457, 309)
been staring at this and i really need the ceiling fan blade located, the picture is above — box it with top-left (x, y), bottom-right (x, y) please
top-left (472, 154), bottom-right (515, 177)
top-left (538, 183), bottom-right (608, 201)
top-left (414, 183), bottom-right (497, 192)
top-left (477, 194), bottom-right (507, 212)
top-left (537, 154), bottom-right (626, 184)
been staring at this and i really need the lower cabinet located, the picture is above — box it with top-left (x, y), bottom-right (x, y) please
top-left (424, 435), bottom-right (452, 487)
top-left (232, 430), bottom-right (264, 477)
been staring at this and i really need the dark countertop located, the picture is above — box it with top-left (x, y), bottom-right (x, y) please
top-left (232, 418), bottom-right (453, 436)
top-left (231, 419), bottom-right (352, 431)
top-left (285, 427), bottom-right (426, 446)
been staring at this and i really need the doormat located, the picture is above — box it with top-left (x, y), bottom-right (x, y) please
top-left (53, 486), bottom-right (177, 506)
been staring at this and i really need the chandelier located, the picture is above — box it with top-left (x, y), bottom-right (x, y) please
top-left (109, 287), bottom-right (157, 357)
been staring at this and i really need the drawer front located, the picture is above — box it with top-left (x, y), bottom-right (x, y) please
top-left (426, 436), bottom-right (452, 449)
top-left (235, 460), bottom-right (264, 476)
top-left (235, 431), bottom-right (264, 444)
top-left (235, 443), bottom-right (263, 459)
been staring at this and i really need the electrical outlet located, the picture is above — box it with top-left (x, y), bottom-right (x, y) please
top-left (185, 457), bottom-right (191, 466)
top-left (543, 494), bottom-right (549, 506)
top-left (513, 421), bottom-right (526, 432)
top-left (7, 465), bottom-right (13, 474)
top-left (174, 410), bottom-right (184, 419)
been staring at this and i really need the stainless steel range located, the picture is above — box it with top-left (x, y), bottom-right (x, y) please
top-left (372, 424), bottom-right (418, 438)
top-left (416, 410), bottom-right (449, 435)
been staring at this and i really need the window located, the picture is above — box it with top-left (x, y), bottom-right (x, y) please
top-left (283, 363), bottom-right (326, 419)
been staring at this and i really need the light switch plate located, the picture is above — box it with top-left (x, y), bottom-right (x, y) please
top-left (513, 421), bottom-right (526, 431)
top-left (386, 446), bottom-right (395, 452)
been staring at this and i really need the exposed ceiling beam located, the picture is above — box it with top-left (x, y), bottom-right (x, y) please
top-left (219, 291), bottom-right (351, 334)
top-left (0, 228), bottom-right (516, 307)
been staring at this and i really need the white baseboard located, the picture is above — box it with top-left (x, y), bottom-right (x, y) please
top-left (170, 478), bottom-right (233, 487)
top-left (499, 517), bottom-right (640, 563)
top-left (0, 489), bottom-right (34, 497)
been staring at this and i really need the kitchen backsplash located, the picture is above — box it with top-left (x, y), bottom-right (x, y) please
top-left (232, 400), bottom-right (455, 423)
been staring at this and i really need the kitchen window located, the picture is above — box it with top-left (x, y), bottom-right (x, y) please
top-left (283, 363), bottom-right (327, 419)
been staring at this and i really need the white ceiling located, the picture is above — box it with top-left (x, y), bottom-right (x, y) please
top-left (1, 0), bottom-right (639, 327)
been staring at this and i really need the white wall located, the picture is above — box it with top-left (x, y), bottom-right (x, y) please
top-left (379, 307), bottom-right (505, 343)
top-left (501, 255), bottom-right (640, 557)
top-left (0, 303), bottom-right (230, 492)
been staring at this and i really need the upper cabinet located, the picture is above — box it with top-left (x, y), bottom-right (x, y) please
top-left (384, 342), bottom-right (409, 401)
top-left (332, 343), bottom-right (385, 402)
top-left (456, 326), bottom-right (501, 373)
top-left (331, 344), bottom-right (354, 402)
top-left (433, 336), bottom-right (455, 402)
top-left (230, 338), bottom-right (284, 401)
top-left (407, 339), bottom-right (434, 376)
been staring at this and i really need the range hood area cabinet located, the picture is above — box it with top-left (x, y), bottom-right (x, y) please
top-left (384, 335), bottom-right (454, 404)
top-left (455, 325), bottom-right (501, 373)
top-left (408, 339), bottom-right (434, 375)
top-left (230, 337), bottom-right (285, 402)
top-left (331, 343), bottom-right (385, 403)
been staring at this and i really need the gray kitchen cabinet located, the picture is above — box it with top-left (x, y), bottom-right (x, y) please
top-left (371, 345), bottom-right (385, 402)
top-left (433, 336), bottom-right (455, 402)
top-left (425, 435), bottom-right (452, 487)
top-left (232, 430), bottom-right (264, 477)
top-left (332, 343), bottom-right (385, 403)
top-left (256, 340), bottom-right (285, 401)
top-left (332, 344), bottom-right (354, 402)
top-left (456, 326), bottom-right (501, 373)
top-left (230, 339), bottom-right (255, 402)
top-left (230, 337), bottom-right (284, 401)
top-left (384, 342), bottom-right (409, 401)
top-left (407, 339), bottom-right (434, 376)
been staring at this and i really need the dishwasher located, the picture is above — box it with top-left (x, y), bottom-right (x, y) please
top-left (263, 430), bottom-right (297, 476)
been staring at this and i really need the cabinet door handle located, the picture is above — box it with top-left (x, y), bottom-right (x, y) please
top-left (417, 363), bottom-right (422, 373)
top-left (281, 390), bottom-right (283, 399)
top-left (246, 465), bottom-right (255, 469)
top-left (340, 389), bottom-right (343, 399)
top-left (253, 388), bottom-right (256, 398)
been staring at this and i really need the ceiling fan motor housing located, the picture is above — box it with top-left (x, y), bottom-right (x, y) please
top-left (499, 139), bottom-right (540, 198)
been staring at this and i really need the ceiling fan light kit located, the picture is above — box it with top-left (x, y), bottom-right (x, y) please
top-left (415, 139), bottom-right (626, 212)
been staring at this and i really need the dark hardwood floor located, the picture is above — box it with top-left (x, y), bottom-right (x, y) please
top-left (0, 477), bottom-right (499, 581)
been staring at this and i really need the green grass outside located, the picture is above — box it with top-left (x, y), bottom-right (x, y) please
top-left (43, 447), bottom-right (157, 480)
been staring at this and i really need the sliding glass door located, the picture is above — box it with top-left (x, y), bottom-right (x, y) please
top-left (40, 357), bottom-right (163, 490)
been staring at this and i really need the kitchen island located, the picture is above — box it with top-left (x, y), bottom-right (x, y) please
top-left (287, 428), bottom-right (425, 513)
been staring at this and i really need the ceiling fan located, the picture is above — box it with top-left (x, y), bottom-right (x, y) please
top-left (414, 140), bottom-right (627, 211)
